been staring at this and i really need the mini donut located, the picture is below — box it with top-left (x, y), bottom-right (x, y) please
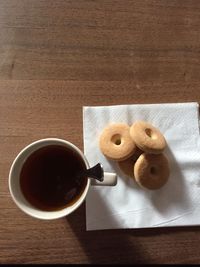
top-left (99, 123), bottom-right (137, 161)
top-left (118, 147), bottom-right (143, 179)
top-left (134, 153), bottom-right (170, 190)
top-left (130, 121), bottom-right (166, 154)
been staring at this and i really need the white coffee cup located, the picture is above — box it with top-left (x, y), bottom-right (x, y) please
top-left (8, 138), bottom-right (117, 220)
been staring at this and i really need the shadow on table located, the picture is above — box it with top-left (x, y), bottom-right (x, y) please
top-left (66, 191), bottom-right (147, 264)
top-left (66, 189), bottom-right (200, 264)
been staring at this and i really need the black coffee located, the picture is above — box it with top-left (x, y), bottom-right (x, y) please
top-left (20, 145), bottom-right (87, 211)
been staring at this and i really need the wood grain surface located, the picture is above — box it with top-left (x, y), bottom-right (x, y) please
top-left (0, 0), bottom-right (200, 264)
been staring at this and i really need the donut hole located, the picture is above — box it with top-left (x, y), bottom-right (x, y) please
top-left (111, 134), bottom-right (122, 146)
top-left (150, 166), bottom-right (158, 175)
top-left (145, 128), bottom-right (157, 140)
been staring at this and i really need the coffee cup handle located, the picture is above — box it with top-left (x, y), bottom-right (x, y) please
top-left (90, 172), bottom-right (117, 186)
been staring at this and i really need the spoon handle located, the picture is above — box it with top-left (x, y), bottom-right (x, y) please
top-left (84, 163), bottom-right (104, 182)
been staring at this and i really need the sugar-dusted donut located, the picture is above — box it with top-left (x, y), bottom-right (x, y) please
top-left (130, 121), bottom-right (166, 154)
top-left (134, 153), bottom-right (170, 190)
top-left (99, 123), bottom-right (137, 161)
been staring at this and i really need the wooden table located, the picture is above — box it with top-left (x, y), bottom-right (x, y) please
top-left (1, 0), bottom-right (200, 264)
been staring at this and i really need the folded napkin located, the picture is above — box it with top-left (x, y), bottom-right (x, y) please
top-left (83, 102), bottom-right (200, 231)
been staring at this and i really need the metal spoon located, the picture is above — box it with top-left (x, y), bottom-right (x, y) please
top-left (77, 163), bottom-right (104, 182)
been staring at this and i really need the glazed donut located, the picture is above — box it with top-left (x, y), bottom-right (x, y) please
top-left (134, 153), bottom-right (170, 190)
top-left (118, 147), bottom-right (143, 179)
top-left (99, 123), bottom-right (137, 161)
top-left (130, 121), bottom-right (166, 154)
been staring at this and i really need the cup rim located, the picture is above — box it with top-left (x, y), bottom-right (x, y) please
top-left (8, 138), bottom-right (90, 220)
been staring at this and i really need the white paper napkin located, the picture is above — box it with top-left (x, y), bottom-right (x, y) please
top-left (83, 102), bottom-right (200, 231)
